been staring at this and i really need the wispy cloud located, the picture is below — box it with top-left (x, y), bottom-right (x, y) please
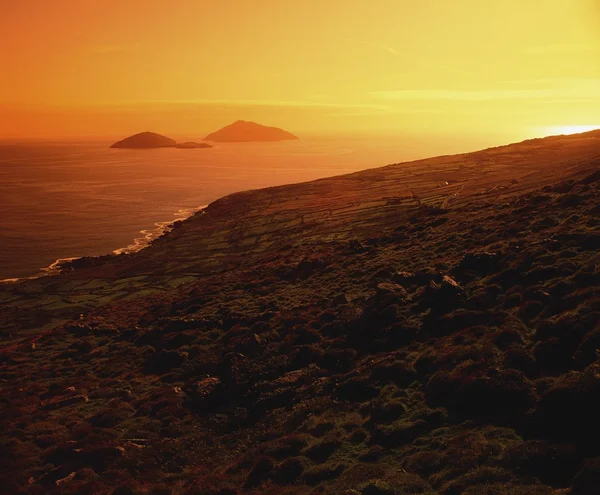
top-left (496, 77), bottom-right (600, 85)
top-left (522, 43), bottom-right (599, 54)
top-left (343, 38), bottom-right (471, 75)
top-left (370, 81), bottom-right (600, 102)
top-left (363, 41), bottom-right (402, 56)
top-left (123, 98), bottom-right (391, 111)
top-left (326, 108), bottom-right (443, 117)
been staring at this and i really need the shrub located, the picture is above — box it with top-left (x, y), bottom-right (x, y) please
top-left (302, 462), bottom-right (346, 485)
top-left (571, 457), bottom-right (600, 495)
top-left (244, 456), bottom-right (275, 489)
top-left (305, 439), bottom-right (341, 463)
top-left (273, 457), bottom-right (306, 485)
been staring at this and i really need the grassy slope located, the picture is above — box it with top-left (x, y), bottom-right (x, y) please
top-left (0, 131), bottom-right (599, 495)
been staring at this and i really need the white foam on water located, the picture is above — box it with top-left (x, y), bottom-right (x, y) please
top-left (0, 205), bottom-right (207, 284)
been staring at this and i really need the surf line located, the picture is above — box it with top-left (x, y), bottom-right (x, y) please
top-left (0, 205), bottom-right (208, 284)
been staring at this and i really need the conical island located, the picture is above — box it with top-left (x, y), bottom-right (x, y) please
top-left (110, 131), bottom-right (177, 149)
top-left (205, 120), bottom-right (299, 142)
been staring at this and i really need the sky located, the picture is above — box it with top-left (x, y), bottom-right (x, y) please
top-left (0, 0), bottom-right (599, 140)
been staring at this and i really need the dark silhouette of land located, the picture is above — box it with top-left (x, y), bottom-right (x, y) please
top-left (175, 141), bottom-right (213, 149)
top-left (110, 132), bottom-right (212, 149)
top-left (205, 120), bottom-right (299, 142)
top-left (1, 130), bottom-right (600, 494)
top-left (110, 131), bottom-right (177, 148)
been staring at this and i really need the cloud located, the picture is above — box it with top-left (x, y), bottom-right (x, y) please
top-left (365, 42), bottom-right (402, 56)
top-left (370, 81), bottom-right (600, 101)
top-left (121, 99), bottom-right (391, 111)
top-left (522, 43), bottom-right (599, 54)
top-left (325, 108), bottom-right (443, 117)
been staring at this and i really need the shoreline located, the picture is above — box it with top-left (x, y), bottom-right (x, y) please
top-left (0, 205), bottom-right (207, 285)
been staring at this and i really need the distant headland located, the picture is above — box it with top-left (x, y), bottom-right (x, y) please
top-left (110, 132), bottom-right (212, 149)
top-left (204, 120), bottom-right (298, 142)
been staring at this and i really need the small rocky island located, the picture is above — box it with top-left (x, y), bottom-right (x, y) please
top-left (175, 141), bottom-right (213, 149)
top-left (110, 132), bottom-right (212, 149)
top-left (204, 120), bottom-right (298, 142)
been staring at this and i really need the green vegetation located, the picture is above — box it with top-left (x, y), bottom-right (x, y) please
top-left (1, 131), bottom-right (599, 494)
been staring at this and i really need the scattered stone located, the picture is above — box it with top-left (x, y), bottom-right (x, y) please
top-left (44, 394), bottom-right (89, 411)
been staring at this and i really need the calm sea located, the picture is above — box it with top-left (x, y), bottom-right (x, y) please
top-left (0, 134), bottom-right (498, 280)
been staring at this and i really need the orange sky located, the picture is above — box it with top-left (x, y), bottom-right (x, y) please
top-left (1, 0), bottom-right (599, 140)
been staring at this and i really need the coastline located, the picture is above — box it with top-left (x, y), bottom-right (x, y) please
top-left (0, 205), bottom-right (207, 285)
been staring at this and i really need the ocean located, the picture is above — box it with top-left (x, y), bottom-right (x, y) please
top-left (0, 134), bottom-right (499, 280)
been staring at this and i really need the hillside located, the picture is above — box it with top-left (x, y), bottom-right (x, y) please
top-left (205, 121), bottom-right (299, 142)
top-left (1, 131), bottom-right (599, 495)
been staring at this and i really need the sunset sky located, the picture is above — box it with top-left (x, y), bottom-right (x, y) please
top-left (1, 0), bottom-right (599, 140)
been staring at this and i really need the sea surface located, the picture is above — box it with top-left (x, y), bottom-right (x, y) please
top-left (0, 134), bottom-right (498, 280)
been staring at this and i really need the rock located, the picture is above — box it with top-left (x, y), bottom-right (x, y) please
top-left (392, 271), bottom-right (416, 282)
top-left (205, 120), bottom-right (298, 142)
top-left (191, 377), bottom-right (221, 399)
top-left (332, 293), bottom-right (349, 306)
top-left (442, 274), bottom-right (462, 290)
top-left (418, 275), bottom-right (465, 315)
top-left (183, 376), bottom-right (225, 414)
top-left (375, 282), bottom-right (408, 298)
top-left (44, 394), bottom-right (89, 410)
top-left (392, 270), bottom-right (443, 286)
top-left (110, 131), bottom-right (176, 149)
top-left (175, 141), bottom-right (212, 149)
top-left (64, 323), bottom-right (92, 336)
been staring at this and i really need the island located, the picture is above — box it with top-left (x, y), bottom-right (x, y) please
top-left (204, 120), bottom-right (299, 142)
top-left (110, 132), bottom-right (212, 150)
top-left (175, 141), bottom-right (213, 149)
top-left (110, 131), bottom-right (177, 149)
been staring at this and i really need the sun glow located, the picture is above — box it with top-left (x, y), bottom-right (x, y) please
top-left (1, 1), bottom-right (599, 139)
top-left (549, 125), bottom-right (600, 136)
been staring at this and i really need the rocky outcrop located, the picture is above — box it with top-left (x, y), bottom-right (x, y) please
top-left (175, 142), bottom-right (213, 149)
